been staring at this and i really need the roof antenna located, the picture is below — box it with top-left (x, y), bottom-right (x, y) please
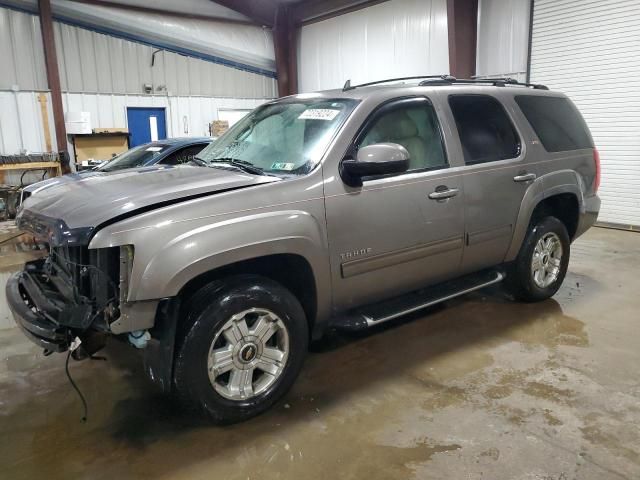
top-left (342, 79), bottom-right (352, 91)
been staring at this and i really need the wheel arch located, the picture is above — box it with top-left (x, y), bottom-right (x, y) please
top-left (176, 253), bottom-right (319, 339)
top-left (506, 171), bottom-right (583, 262)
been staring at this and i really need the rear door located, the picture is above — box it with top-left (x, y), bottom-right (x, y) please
top-left (444, 93), bottom-right (538, 274)
top-left (324, 96), bottom-right (466, 311)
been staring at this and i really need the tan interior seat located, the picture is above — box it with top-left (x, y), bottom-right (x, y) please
top-left (369, 110), bottom-right (428, 169)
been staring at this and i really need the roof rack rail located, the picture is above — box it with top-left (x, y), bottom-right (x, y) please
top-left (340, 75), bottom-right (548, 91)
top-left (342, 75), bottom-right (455, 91)
top-left (418, 76), bottom-right (548, 90)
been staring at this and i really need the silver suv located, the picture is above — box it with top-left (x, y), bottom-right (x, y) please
top-left (7, 76), bottom-right (600, 423)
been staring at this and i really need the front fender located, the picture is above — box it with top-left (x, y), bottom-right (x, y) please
top-left (142, 210), bottom-right (327, 297)
top-left (90, 208), bottom-right (330, 313)
top-left (505, 170), bottom-right (584, 261)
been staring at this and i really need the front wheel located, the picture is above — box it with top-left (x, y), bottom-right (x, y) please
top-left (173, 275), bottom-right (308, 424)
top-left (506, 216), bottom-right (570, 302)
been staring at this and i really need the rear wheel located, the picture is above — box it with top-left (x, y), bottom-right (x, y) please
top-left (507, 216), bottom-right (570, 302)
top-left (173, 275), bottom-right (308, 424)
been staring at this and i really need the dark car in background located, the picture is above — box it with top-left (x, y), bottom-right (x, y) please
top-left (90, 137), bottom-right (213, 172)
top-left (19, 137), bottom-right (213, 206)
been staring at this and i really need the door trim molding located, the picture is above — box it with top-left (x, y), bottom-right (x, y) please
top-left (467, 224), bottom-right (512, 246)
top-left (341, 235), bottom-right (464, 278)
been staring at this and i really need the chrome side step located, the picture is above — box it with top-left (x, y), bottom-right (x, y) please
top-left (330, 269), bottom-right (505, 331)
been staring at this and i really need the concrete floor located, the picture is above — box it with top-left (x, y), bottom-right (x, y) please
top-left (0, 227), bottom-right (639, 480)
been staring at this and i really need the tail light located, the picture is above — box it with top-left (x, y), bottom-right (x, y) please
top-left (593, 148), bottom-right (601, 193)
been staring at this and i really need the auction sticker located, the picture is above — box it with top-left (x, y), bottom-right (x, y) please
top-left (298, 109), bottom-right (340, 121)
top-left (271, 162), bottom-right (295, 171)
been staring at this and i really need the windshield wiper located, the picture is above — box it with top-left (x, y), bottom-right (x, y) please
top-left (209, 158), bottom-right (269, 176)
top-left (190, 156), bottom-right (208, 167)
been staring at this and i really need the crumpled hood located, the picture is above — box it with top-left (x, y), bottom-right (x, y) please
top-left (18, 165), bottom-right (278, 237)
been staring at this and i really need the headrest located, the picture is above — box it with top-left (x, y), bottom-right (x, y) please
top-left (375, 111), bottom-right (419, 140)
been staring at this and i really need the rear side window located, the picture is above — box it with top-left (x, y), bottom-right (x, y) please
top-left (515, 95), bottom-right (593, 152)
top-left (449, 95), bottom-right (521, 164)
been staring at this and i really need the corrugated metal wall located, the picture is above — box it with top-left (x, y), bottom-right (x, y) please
top-left (530, 0), bottom-right (640, 227)
top-left (0, 7), bottom-right (47, 90)
top-left (0, 8), bottom-right (277, 97)
top-left (53, 22), bottom-right (276, 98)
top-left (62, 93), bottom-right (266, 139)
top-left (297, 0), bottom-right (449, 92)
top-left (0, 7), bottom-right (276, 158)
top-left (0, 91), bottom-right (55, 153)
top-left (475, 0), bottom-right (530, 82)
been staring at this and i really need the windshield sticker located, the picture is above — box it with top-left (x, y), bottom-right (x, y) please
top-left (146, 146), bottom-right (163, 152)
top-left (271, 162), bottom-right (295, 171)
top-left (298, 109), bottom-right (340, 121)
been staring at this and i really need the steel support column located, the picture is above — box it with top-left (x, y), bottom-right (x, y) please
top-left (38, 0), bottom-right (69, 172)
top-left (274, 6), bottom-right (298, 97)
top-left (447, 0), bottom-right (478, 79)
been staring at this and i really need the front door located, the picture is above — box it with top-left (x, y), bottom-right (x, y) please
top-left (445, 94), bottom-right (538, 273)
top-left (126, 107), bottom-right (167, 147)
top-left (324, 97), bottom-right (465, 311)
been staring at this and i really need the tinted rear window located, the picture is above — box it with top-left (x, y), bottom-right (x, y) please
top-left (448, 94), bottom-right (521, 164)
top-left (515, 96), bottom-right (593, 152)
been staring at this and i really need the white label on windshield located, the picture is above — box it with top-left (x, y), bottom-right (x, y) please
top-left (146, 146), bottom-right (163, 152)
top-left (298, 109), bottom-right (340, 121)
top-left (271, 162), bottom-right (295, 171)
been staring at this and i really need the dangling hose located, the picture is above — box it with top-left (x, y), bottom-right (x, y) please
top-left (65, 350), bottom-right (88, 423)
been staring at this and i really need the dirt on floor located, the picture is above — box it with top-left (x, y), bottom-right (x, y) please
top-left (0, 227), bottom-right (638, 480)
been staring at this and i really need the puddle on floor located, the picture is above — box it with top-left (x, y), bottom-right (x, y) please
top-left (1, 227), bottom-right (639, 479)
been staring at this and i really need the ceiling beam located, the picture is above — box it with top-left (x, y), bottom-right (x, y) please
top-left (68, 0), bottom-right (256, 25)
top-left (291, 0), bottom-right (388, 25)
top-left (211, 0), bottom-right (277, 26)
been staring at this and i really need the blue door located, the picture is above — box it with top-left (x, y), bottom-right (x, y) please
top-left (126, 107), bottom-right (167, 147)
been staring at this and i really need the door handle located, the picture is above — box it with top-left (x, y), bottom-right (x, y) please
top-left (513, 173), bottom-right (537, 182)
top-left (428, 187), bottom-right (459, 200)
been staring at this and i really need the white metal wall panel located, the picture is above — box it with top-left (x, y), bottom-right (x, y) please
top-left (4, 0), bottom-right (275, 72)
top-left (298, 0), bottom-right (449, 92)
top-left (530, 0), bottom-right (640, 227)
top-left (476, 0), bottom-right (530, 81)
top-left (0, 8), bottom-right (47, 90)
top-left (0, 90), bottom-right (58, 183)
top-left (61, 93), bottom-right (267, 140)
top-left (1, 7), bottom-right (277, 98)
top-left (0, 91), bottom-right (56, 154)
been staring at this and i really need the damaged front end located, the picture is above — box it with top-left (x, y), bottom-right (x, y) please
top-left (6, 244), bottom-right (130, 359)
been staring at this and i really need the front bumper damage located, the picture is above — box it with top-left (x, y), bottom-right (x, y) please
top-left (6, 259), bottom-right (104, 355)
top-left (7, 268), bottom-right (71, 352)
top-left (7, 257), bottom-right (179, 392)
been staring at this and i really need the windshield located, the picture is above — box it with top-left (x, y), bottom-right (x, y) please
top-left (196, 98), bottom-right (358, 176)
top-left (97, 144), bottom-right (170, 172)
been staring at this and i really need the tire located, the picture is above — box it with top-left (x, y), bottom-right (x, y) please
top-left (507, 216), bottom-right (570, 302)
top-left (173, 275), bottom-right (308, 424)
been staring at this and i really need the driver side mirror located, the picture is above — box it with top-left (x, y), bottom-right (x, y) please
top-left (340, 143), bottom-right (410, 187)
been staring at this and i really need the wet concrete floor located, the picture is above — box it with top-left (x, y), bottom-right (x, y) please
top-left (0, 227), bottom-right (639, 479)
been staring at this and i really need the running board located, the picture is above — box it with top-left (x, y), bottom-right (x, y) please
top-left (330, 269), bottom-right (505, 331)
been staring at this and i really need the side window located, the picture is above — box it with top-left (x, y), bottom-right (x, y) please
top-left (515, 95), bottom-right (593, 152)
top-left (161, 144), bottom-right (208, 165)
top-left (357, 99), bottom-right (448, 172)
top-left (448, 95), bottom-right (521, 164)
